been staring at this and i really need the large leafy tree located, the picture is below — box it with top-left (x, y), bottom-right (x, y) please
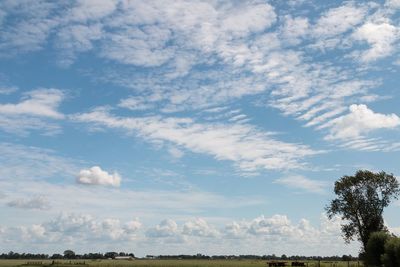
top-left (326, 170), bottom-right (400, 251)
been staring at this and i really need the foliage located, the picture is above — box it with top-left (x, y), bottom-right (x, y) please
top-left (364, 231), bottom-right (389, 266)
top-left (326, 170), bottom-right (400, 251)
top-left (63, 250), bottom-right (75, 259)
top-left (382, 236), bottom-right (400, 267)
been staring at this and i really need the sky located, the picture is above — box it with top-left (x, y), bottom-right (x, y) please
top-left (0, 0), bottom-right (400, 257)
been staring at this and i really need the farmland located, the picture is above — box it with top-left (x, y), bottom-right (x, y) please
top-left (0, 259), bottom-right (363, 267)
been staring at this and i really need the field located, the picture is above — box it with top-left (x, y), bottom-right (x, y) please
top-left (0, 259), bottom-right (364, 267)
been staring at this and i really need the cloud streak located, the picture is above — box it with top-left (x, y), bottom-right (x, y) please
top-left (73, 109), bottom-right (320, 172)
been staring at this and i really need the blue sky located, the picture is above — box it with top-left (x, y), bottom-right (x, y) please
top-left (0, 0), bottom-right (400, 257)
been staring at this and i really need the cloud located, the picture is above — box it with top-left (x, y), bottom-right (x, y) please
top-left (0, 142), bottom-right (80, 182)
top-left (0, 86), bottom-right (17, 94)
top-left (353, 22), bottom-right (399, 62)
top-left (0, 89), bottom-right (65, 135)
top-left (182, 218), bottom-right (219, 237)
top-left (313, 4), bottom-right (367, 38)
top-left (73, 109), bottom-right (319, 173)
top-left (386, 0), bottom-right (400, 8)
top-left (77, 166), bottom-right (121, 187)
top-left (280, 15), bottom-right (309, 45)
top-left (146, 219), bottom-right (178, 238)
top-left (274, 175), bottom-right (328, 194)
top-left (7, 195), bottom-right (51, 210)
top-left (44, 213), bottom-right (141, 242)
top-left (168, 146), bottom-right (184, 159)
top-left (0, 0), bottom-right (60, 55)
top-left (0, 212), bottom-right (359, 256)
top-left (0, 89), bottom-right (64, 118)
top-left (323, 104), bottom-right (400, 140)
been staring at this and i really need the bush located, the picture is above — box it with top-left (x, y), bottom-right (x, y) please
top-left (382, 236), bottom-right (400, 267)
top-left (364, 231), bottom-right (390, 266)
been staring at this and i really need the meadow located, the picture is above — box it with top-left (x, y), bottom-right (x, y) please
top-left (0, 259), bottom-right (363, 267)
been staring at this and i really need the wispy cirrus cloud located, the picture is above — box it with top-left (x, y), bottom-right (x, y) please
top-left (274, 175), bottom-right (329, 194)
top-left (7, 195), bottom-right (51, 210)
top-left (0, 89), bottom-right (65, 135)
top-left (72, 109), bottom-right (320, 173)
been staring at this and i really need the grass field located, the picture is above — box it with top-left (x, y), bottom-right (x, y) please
top-left (0, 259), bottom-right (364, 267)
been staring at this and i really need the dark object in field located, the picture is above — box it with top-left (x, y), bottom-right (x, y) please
top-left (291, 262), bottom-right (306, 266)
top-left (268, 261), bottom-right (287, 266)
top-left (24, 262), bottom-right (42, 266)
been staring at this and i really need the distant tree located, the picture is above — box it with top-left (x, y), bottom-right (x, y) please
top-left (104, 252), bottom-right (118, 259)
top-left (51, 253), bottom-right (63, 259)
top-left (63, 250), bottom-right (75, 259)
top-left (326, 170), bottom-right (400, 251)
top-left (365, 231), bottom-right (390, 266)
top-left (341, 255), bottom-right (352, 261)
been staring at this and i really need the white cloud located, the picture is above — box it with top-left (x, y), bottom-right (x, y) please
top-left (55, 23), bottom-right (103, 66)
top-left (7, 195), bottom-right (51, 210)
top-left (280, 16), bottom-right (309, 45)
top-left (248, 214), bottom-right (294, 236)
top-left (182, 218), bottom-right (219, 237)
top-left (314, 4), bottom-right (366, 37)
top-left (0, 89), bottom-right (65, 135)
top-left (0, 212), bottom-right (360, 256)
top-left (386, 0), bottom-right (400, 8)
top-left (67, 0), bottom-right (118, 22)
top-left (220, 3), bottom-right (276, 38)
top-left (0, 1), bottom-right (59, 55)
top-left (0, 89), bottom-right (64, 118)
top-left (0, 86), bottom-right (17, 94)
top-left (323, 104), bottom-right (400, 140)
top-left (353, 22), bottom-right (399, 62)
top-left (146, 219), bottom-right (178, 238)
top-left (77, 166), bottom-right (121, 187)
top-left (274, 175), bottom-right (328, 194)
top-left (73, 109), bottom-right (319, 172)
top-left (168, 146), bottom-right (184, 159)
top-left (0, 142), bottom-right (80, 182)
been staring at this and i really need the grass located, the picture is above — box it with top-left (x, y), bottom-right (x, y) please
top-left (0, 259), bottom-right (364, 267)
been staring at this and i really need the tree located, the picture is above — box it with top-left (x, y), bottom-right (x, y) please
top-left (364, 231), bottom-right (390, 266)
top-left (63, 250), bottom-right (75, 259)
top-left (326, 170), bottom-right (400, 252)
top-left (382, 235), bottom-right (400, 267)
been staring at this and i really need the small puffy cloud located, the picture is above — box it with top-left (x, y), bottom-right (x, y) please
top-left (324, 104), bottom-right (400, 140)
top-left (7, 195), bottom-right (51, 210)
top-left (353, 22), bottom-right (399, 62)
top-left (182, 218), bottom-right (219, 237)
top-left (146, 219), bottom-right (178, 238)
top-left (248, 215), bottom-right (293, 236)
top-left (77, 166), bottom-right (121, 187)
top-left (274, 175), bottom-right (328, 194)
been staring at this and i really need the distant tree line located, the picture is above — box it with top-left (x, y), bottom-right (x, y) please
top-left (146, 254), bottom-right (358, 261)
top-left (0, 251), bottom-right (134, 260)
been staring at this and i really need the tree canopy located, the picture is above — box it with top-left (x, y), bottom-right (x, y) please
top-left (326, 170), bottom-right (400, 251)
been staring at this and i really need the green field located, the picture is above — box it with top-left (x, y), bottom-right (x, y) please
top-left (0, 259), bottom-right (364, 267)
